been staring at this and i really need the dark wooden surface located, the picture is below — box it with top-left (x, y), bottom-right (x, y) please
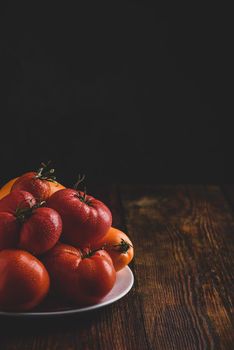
top-left (0, 185), bottom-right (234, 350)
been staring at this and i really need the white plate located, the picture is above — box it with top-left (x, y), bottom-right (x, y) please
top-left (0, 266), bottom-right (134, 318)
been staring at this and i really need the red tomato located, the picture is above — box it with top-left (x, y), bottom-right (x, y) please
top-left (0, 195), bottom-right (62, 255)
top-left (0, 212), bottom-right (20, 250)
top-left (18, 207), bottom-right (62, 255)
top-left (0, 176), bottom-right (65, 201)
top-left (11, 172), bottom-right (51, 201)
top-left (92, 227), bottom-right (134, 271)
top-left (47, 189), bottom-right (112, 247)
top-left (11, 162), bottom-right (58, 201)
top-left (0, 250), bottom-right (50, 311)
top-left (0, 190), bottom-right (36, 214)
top-left (43, 243), bottom-right (116, 306)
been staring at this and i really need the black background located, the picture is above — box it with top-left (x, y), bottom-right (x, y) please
top-left (0, 2), bottom-right (233, 187)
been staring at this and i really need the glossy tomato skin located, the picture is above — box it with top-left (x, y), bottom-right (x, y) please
top-left (43, 243), bottom-right (116, 306)
top-left (92, 227), bottom-right (134, 271)
top-left (0, 250), bottom-right (50, 311)
top-left (0, 194), bottom-right (62, 254)
top-left (74, 249), bottom-right (116, 305)
top-left (47, 189), bottom-right (112, 247)
top-left (0, 190), bottom-right (36, 214)
top-left (19, 207), bottom-right (62, 255)
top-left (0, 212), bottom-right (20, 250)
top-left (0, 177), bottom-right (65, 201)
top-left (11, 172), bottom-right (51, 201)
top-left (42, 243), bottom-right (82, 298)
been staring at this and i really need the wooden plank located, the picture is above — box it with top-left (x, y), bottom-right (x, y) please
top-left (119, 185), bottom-right (234, 349)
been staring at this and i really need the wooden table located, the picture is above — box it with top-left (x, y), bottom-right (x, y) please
top-left (0, 185), bottom-right (233, 350)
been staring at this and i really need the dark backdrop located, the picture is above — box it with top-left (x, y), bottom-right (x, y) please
top-left (0, 2), bottom-right (232, 186)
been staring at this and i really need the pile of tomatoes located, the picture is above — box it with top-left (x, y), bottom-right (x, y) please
top-left (0, 163), bottom-right (134, 311)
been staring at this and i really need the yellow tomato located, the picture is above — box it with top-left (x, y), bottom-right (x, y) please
top-left (0, 178), bottom-right (18, 200)
top-left (47, 181), bottom-right (65, 195)
top-left (92, 227), bottom-right (134, 272)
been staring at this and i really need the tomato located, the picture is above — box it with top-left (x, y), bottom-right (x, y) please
top-left (0, 212), bottom-right (20, 250)
top-left (11, 162), bottom-right (64, 201)
top-left (92, 227), bottom-right (134, 271)
top-left (43, 243), bottom-right (116, 306)
top-left (47, 189), bottom-right (112, 247)
top-left (12, 172), bottom-right (51, 201)
top-left (0, 250), bottom-right (50, 311)
top-left (0, 190), bottom-right (36, 214)
top-left (0, 178), bottom-right (18, 200)
top-left (49, 181), bottom-right (65, 195)
top-left (19, 207), bottom-right (62, 255)
top-left (0, 192), bottom-right (62, 255)
top-left (0, 177), bottom-right (65, 201)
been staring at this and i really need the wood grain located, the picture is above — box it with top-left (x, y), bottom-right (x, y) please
top-left (119, 185), bottom-right (234, 349)
top-left (0, 185), bottom-right (233, 349)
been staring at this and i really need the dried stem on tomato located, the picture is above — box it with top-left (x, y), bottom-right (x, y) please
top-left (35, 161), bottom-right (57, 183)
top-left (15, 201), bottom-right (46, 223)
top-left (81, 245), bottom-right (106, 259)
top-left (73, 174), bottom-right (86, 190)
top-left (111, 239), bottom-right (132, 254)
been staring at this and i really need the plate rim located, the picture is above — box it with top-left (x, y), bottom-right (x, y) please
top-left (0, 266), bottom-right (134, 318)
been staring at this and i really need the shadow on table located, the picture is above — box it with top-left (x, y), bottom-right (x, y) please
top-left (0, 309), bottom-right (103, 338)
